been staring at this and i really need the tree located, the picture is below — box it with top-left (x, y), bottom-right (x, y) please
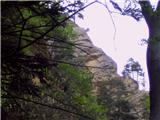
top-left (139, 1), bottom-right (160, 120)
top-left (122, 58), bottom-right (145, 88)
top-left (97, 79), bottom-right (140, 120)
top-left (108, 1), bottom-right (160, 119)
top-left (1, 1), bottom-right (106, 120)
top-left (2, 0), bottom-right (160, 119)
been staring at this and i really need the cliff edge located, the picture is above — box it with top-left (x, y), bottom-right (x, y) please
top-left (72, 23), bottom-right (149, 120)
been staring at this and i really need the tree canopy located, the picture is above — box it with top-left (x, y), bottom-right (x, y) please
top-left (1, 1), bottom-right (107, 120)
top-left (2, 0), bottom-right (160, 120)
top-left (122, 58), bottom-right (145, 88)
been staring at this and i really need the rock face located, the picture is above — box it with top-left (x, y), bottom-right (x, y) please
top-left (72, 23), bottom-right (149, 120)
top-left (72, 23), bottom-right (138, 87)
top-left (73, 23), bottom-right (117, 79)
top-left (72, 22), bottom-right (139, 87)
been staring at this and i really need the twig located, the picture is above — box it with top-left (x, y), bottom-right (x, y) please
top-left (2, 90), bottom-right (95, 120)
top-left (16, 6), bottom-right (27, 50)
top-left (18, 1), bottom-right (98, 52)
top-left (96, 1), bottom-right (117, 50)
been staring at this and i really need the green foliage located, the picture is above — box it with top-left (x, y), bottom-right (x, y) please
top-left (138, 94), bottom-right (150, 119)
top-left (21, 8), bottom-right (32, 18)
top-left (53, 23), bottom-right (77, 39)
top-left (1, 1), bottom-right (108, 120)
top-left (144, 94), bottom-right (150, 112)
top-left (58, 63), bottom-right (107, 120)
top-left (122, 58), bottom-right (145, 87)
top-left (97, 79), bottom-right (137, 120)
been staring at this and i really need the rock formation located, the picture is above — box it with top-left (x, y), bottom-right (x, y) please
top-left (72, 22), bottom-right (136, 89)
top-left (72, 22), bottom-right (149, 120)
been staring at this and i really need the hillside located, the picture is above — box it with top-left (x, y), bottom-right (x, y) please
top-left (72, 22), bottom-right (149, 120)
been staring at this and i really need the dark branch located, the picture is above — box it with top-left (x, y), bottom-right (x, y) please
top-left (139, 0), bottom-right (153, 25)
top-left (2, 94), bottom-right (95, 120)
top-left (17, 1), bottom-right (97, 52)
top-left (16, 7), bottom-right (27, 50)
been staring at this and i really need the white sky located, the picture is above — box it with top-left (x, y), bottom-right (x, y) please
top-left (74, 1), bottom-right (160, 91)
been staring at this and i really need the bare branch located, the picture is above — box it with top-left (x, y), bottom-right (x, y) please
top-left (16, 7), bottom-right (27, 50)
top-left (96, 1), bottom-right (117, 50)
top-left (18, 1), bottom-right (97, 52)
top-left (2, 93), bottom-right (95, 120)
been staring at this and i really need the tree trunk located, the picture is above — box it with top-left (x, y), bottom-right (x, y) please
top-left (139, 1), bottom-right (160, 119)
top-left (147, 38), bottom-right (160, 120)
top-left (147, 16), bottom-right (160, 120)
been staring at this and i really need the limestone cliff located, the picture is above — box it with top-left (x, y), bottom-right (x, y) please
top-left (72, 23), bottom-right (149, 120)
top-left (72, 23), bottom-right (137, 89)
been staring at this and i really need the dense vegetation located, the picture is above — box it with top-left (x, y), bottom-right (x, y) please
top-left (1, 1), bottom-right (106, 120)
top-left (97, 79), bottom-right (138, 120)
top-left (97, 78), bottom-right (149, 120)
top-left (1, 1), bottom-right (152, 120)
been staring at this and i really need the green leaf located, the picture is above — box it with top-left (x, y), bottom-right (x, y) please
top-left (21, 8), bottom-right (32, 19)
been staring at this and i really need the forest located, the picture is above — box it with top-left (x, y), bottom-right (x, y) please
top-left (1, 1), bottom-right (160, 120)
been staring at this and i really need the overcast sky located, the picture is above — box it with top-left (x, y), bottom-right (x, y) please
top-left (74, 0), bottom-right (158, 91)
